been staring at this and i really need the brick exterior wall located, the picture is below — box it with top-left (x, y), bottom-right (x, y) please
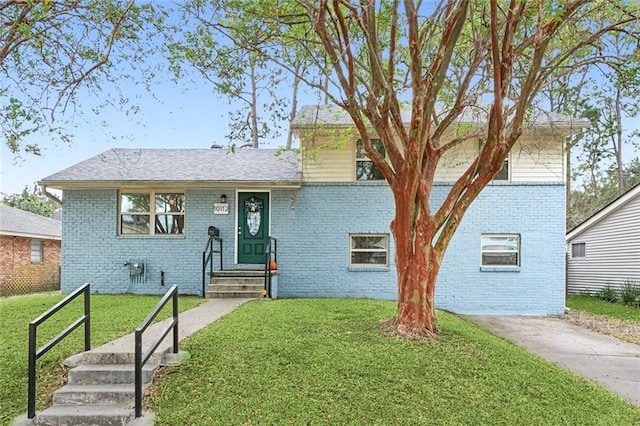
top-left (60, 183), bottom-right (565, 314)
top-left (0, 235), bottom-right (61, 295)
top-left (272, 183), bottom-right (566, 315)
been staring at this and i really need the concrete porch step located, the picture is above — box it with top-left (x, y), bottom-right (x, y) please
top-left (211, 269), bottom-right (266, 278)
top-left (68, 363), bottom-right (157, 385)
top-left (209, 283), bottom-right (263, 292)
top-left (211, 277), bottom-right (264, 286)
top-left (208, 270), bottom-right (268, 298)
top-left (207, 290), bottom-right (263, 298)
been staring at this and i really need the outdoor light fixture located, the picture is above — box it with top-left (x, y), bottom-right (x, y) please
top-left (220, 194), bottom-right (227, 203)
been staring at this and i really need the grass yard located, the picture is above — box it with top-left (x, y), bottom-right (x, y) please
top-left (0, 293), bottom-right (204, 424)
top-left (567, 295), bottom-right (640, 325)
top-left (150, 299), bottom-right (640, 426)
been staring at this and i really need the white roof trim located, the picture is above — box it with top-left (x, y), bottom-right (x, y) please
top-left (566, 183), bottom-right (640, 242)
top-left (0, 230), bottom-right (62, 240)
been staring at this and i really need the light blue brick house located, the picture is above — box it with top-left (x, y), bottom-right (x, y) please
top-left (39, 105), bottom-right (582, 314)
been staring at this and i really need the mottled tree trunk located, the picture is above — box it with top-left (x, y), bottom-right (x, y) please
top-left (391, 188), bottom-right (439, 337)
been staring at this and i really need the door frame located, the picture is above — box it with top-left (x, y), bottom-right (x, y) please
top-left (234, 189), bottom-right (272, 265)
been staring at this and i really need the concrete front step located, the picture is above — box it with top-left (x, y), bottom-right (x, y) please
top-left (211, 277), bottom-right (264, 286)
top-left (208, 270), bottom-right (268, 298)
top-left (209, 283), bottom-right (264, 292)
top-left (52, 383), bottom-right (151, 405)
top-left (211, 269), bottom-right (266, 277)
top-left (68, 363), bottom-right (157, 385)
top-left (14, 404), bottom-right (153, 426)
top-left (207, 290), bottom-right (262, 298)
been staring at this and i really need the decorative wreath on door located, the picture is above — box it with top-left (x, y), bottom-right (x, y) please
top-left (244, 196), bottom-right (264, 236)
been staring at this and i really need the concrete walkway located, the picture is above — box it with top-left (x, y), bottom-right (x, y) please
top-left (467, 315), bottom-right (640, 406)
top-left (70, 298), bottom-right (252, 365)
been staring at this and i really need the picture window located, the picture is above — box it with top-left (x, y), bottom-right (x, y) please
top-left (119, 191), bottom-right (185, 235)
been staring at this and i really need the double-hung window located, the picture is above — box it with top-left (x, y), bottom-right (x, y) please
top-left (119, 191), bottom-right (185, 235)
top-left (31, 239), bottom-right (43, 262)
top-left (350, 234), bottom-right (389, 266)
top-left (481, 234), bottom-right (520, 266)
top-left (356, 139), bottom-right (385, 181)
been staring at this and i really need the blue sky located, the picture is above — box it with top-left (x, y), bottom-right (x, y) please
top-left (1, 5), bottom-right (638, 197)
top-left (0, 71), bottom-right (299, 195)
top-left (2, 76), bottom-right (638, 196)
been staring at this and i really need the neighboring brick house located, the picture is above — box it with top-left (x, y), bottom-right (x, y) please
top-left (39, 105), bottom-right (584, 314)
top-left (0, 205), bottom-right (61, 295)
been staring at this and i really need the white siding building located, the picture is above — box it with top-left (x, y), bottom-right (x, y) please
top-left (566, 184), bottom-right (640, 294)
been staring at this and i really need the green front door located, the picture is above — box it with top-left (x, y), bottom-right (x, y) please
top-left (237, 192), bottom-right (270, 264)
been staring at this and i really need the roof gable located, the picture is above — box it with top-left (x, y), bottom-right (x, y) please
top-left (566, 183), bottom-right (640, 241)
top-left (40, 148), bottom-right (301, 188)
top-left (0, 205), bottom-right (61, 239)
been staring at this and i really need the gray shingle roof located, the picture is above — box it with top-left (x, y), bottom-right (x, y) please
top-left (0, 205), bottom-right (61, 239)
top-left (292, 104), bottom-right (588, 129)
top-left (40, 148), bottom-right (301, 188)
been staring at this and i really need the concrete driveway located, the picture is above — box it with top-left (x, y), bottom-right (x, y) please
top-left (467, 315), bottom-right (640, 406)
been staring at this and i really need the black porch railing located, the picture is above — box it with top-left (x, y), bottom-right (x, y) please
top-left (28, 283), bottom-right (91, 419)
top-left (264, 237), bottom-right (277, 298)
top-left (134, 284), bottom-right (179, 418)
top-left (202, 234), bottom-right (223, 297)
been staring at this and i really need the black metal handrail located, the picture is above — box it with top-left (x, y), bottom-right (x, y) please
top-left (202, 235), bottom-right (223, 297)
top-left (28, 283), bottom-right (91, 419)
top-left (264, 237), bottom-right (277, 298)
top-left (134, 284), bottom-right (179, 418)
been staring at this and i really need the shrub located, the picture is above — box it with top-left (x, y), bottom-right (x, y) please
top-left (620, 281), bottom-right (640, 308)
top-left (596, 285), bottom-right (618, 303)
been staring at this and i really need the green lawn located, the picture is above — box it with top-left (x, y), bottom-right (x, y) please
top-left (150, 299), bottom-right (640, 426)
top-left (567, 295), bottom-right (640, 325)
top-left (0, 293), bottom-right (204, 424)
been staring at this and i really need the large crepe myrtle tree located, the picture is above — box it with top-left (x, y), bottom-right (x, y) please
top-left (183, 0), bottom-right (638, 337)
top-left (285, 0), bottom-right (637, 337)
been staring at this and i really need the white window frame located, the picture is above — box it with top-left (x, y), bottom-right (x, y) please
top-left (349, 234), bottom-right (389, 267)
top-left (571, 242), bottom-right (585, 258)
top-left (118, 190), bottom-right (186, 236)
top-left (481, 234), bottom-right (520, 267)
top-left (355, 139), bottom-right (386, 181)
top-left (31, 239), bottom-right (43, 263)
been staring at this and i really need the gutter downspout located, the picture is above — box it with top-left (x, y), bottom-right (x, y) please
top-left (40, 184), bottom-right (62, 205)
